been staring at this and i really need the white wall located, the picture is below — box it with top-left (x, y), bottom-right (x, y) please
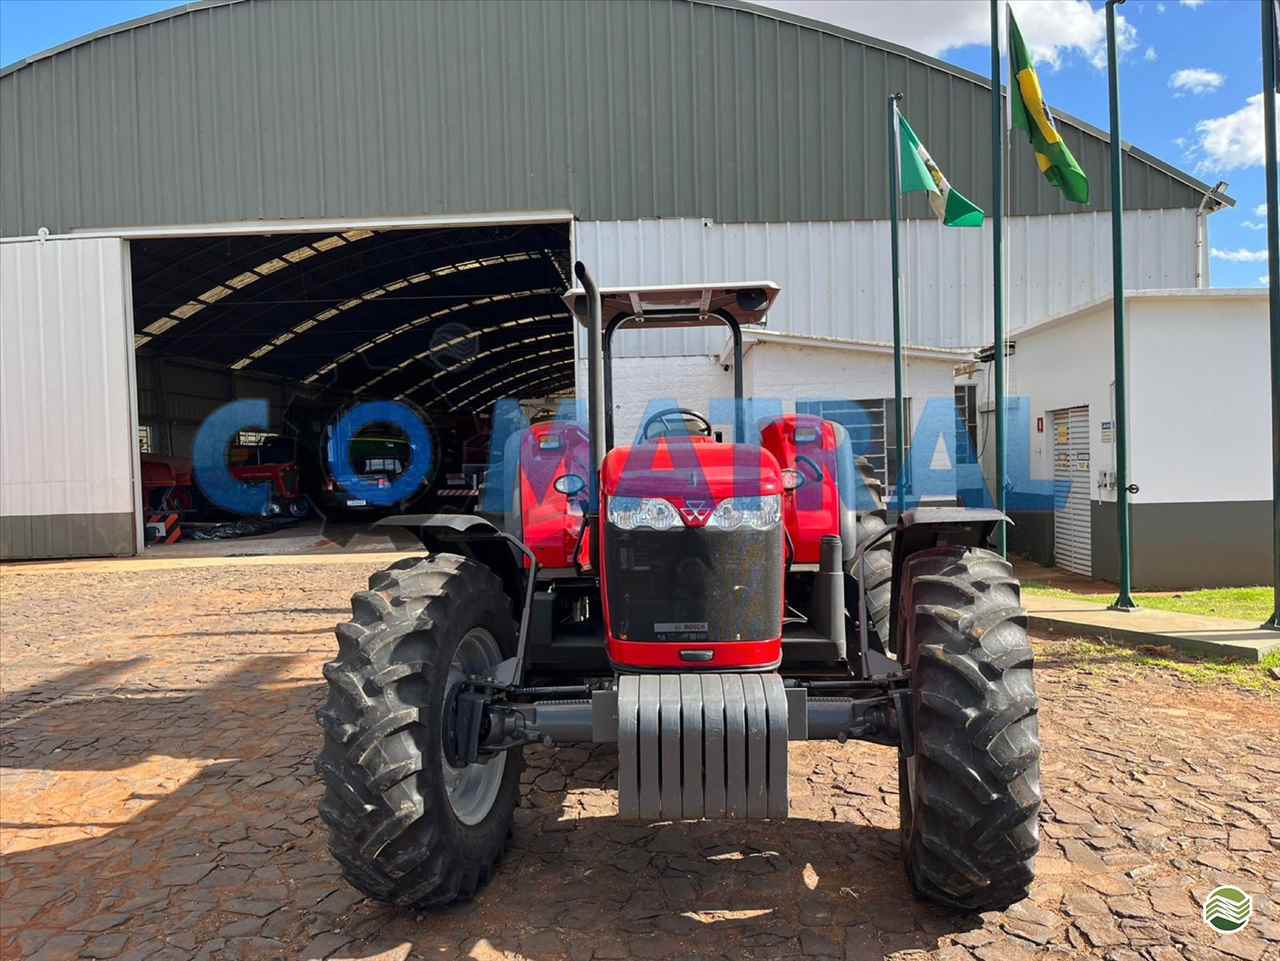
top-left (994, 302), bottom-right (1117, 503)
top-left (1128, 292), bottom-right (1272, 503)
top-left (579, 341), bottom-right (960, 442)
top-left (985, 289), bottom-right (1273, 506)
top-left (576, 209), bottom-right (1202, 356)
top-left (575, 354), bottom-right (735, 444)
top-left (580, 339), bottom-right (963, 502)
top-left (742, 341), bottom-right (957, 414)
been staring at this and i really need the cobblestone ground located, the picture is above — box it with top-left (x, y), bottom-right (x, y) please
top-left (1, 557), bottom-right (1278, 961)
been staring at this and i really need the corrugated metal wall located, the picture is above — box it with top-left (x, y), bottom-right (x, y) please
top-left (577, 209), bottom-right (1201, 355)
top-left (0, 237), bottom-right (138, 558)
top-left (136, 356), bottom-right (291, 458)
top-left (0, 0), bottom-right (1208, 236)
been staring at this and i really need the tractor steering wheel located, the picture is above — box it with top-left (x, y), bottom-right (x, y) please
top-left (641, 408), bottom-right (714, 441)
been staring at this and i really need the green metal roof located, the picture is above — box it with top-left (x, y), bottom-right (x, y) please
top-left (0, 0), bottom-right (1230, 236)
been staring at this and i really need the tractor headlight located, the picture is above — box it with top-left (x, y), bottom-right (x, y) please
top-left (705, 495), bottom-right (781, 531)
top-left (607, 496), bottom-right (683, 531)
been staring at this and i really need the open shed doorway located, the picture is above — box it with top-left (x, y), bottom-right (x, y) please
top-left (128, 218), bottom-right (574, 556)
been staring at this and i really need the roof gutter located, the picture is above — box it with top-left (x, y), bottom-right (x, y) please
top-left (718, 328), bottom-right (976, 365)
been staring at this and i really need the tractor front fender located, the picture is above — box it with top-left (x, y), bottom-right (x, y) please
top-left (375, 514), bottom-right (532, 621)
top-left (886, 508), bottom-right (1011, 655)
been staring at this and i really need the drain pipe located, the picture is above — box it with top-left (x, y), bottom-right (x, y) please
top-left (1195, 180), bottom-right (1229, 288)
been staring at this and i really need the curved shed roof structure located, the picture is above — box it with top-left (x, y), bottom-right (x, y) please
top-left (0, 0), bottom-right (1226, 238)
top-left (128, 221), bottom-right (574, 412)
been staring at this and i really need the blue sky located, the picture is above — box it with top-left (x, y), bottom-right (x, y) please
top-left (0, 0), bottom-right (1272, 287)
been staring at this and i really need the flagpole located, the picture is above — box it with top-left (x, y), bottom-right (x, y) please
top-left (990, 0), bottom-right (1007, 556)
top-left (1106, 0), bottom-right (1137, 610)
top-left (887, 92), bottom-right (906, 517)
top-left (1262, 0), bottom-right (1280, 630)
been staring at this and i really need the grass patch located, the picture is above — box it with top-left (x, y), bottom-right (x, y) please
top-left (1040, 638), bottom-right (1280, 693)
top-left (1024, 583), bottom-right (1274, 623)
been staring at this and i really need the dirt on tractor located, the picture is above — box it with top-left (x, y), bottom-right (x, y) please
top-left (1, 557), bottom-right (1277, 961)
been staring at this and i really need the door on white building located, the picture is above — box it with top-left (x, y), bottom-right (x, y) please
top-left (1051, 406), bottom-right (1092, 576)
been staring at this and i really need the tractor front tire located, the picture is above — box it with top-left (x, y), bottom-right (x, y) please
top-left (897, 547), bottom-right (1041, 911)
top-left (316, 554), bottom-right (522, 908)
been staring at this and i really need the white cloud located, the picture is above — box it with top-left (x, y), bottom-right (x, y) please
top-left (1260, 274), bottom-right (1270, 286)
top-left (1169, 68), bottom-right (1224, 95)
top-left (1157, 1), bottom-right (1167, 11)
top-left (1256, 203), bottom-right (1269, 217)
top-left (1144, 47), bottom-right (1158, 63)
top-left (1211, 247), bottom-right (1269, 262)
top-left (1193, 94), bottom-right (1279, 173)
top-left (1179, 0), bottom-right (1204, 7)
top-left (1242, 221), bottom-right (1267, 230)
top-left (753, 0), bottom-right (1135, 70)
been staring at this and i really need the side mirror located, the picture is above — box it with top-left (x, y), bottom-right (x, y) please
top-left (554, 473), bottom-right (587, 497)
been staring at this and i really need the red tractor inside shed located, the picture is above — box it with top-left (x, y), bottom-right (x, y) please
top-left (315, 263), bottom-right (1041, 913)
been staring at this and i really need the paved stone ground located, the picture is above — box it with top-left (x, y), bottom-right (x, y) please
top-left (1, 557), bottom-right (1278, 961)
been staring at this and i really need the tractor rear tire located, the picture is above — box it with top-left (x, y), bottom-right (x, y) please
top-left (848, 455), bottom-right (893, 650)
top-left (897, 547), bottom-right (1041, 911)
top-left (315, 554), bottom-right (522, 908)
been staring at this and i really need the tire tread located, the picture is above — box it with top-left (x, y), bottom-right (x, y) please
top-left (900, 547), bottom-right (1042, 911)
top-left (315, 554), bottom-right (520, 907)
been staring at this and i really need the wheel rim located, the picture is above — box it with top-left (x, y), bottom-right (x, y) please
top-left (441, 627), bottom-right (507, 826)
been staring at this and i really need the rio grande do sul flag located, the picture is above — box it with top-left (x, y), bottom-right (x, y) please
top-left (895, 107), bottom-right (984, 227)
top-left (1008, 7), bottom-right (1089, 204)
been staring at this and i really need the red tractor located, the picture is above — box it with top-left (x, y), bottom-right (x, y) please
top-left (315, 264), bottom-right (1041, 912)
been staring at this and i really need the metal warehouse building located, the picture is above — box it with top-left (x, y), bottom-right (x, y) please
top-left (0, 0), bottom-right (1233, 561)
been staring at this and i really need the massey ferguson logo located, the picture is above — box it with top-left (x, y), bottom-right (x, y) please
top-left (680, 500), bottom-right (711, 523)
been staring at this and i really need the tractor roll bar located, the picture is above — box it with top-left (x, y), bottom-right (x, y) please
top-left (602, 312), bottom-right (745, 448)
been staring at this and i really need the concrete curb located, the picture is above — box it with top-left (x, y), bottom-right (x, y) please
top-left (1028, 614), bottom-right (1280, 664)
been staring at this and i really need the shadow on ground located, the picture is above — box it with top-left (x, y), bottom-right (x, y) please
top-left (0, 655), bottom-right (978, 960)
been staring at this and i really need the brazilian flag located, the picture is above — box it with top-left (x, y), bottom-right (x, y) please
top-left (1008, 9), bottom-right (1089, 204)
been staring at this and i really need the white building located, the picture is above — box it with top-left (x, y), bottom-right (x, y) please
top-left (959, 289), bottom-right (1274, 589)
top-left (581, 327), bottom-right (968, 501)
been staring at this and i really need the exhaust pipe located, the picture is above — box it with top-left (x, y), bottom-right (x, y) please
top-left (575, 262), bottom-right (605, 569)
top-left (574, 262), bottom-right (606, 481)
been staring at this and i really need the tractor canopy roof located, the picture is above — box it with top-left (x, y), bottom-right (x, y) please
top-left (563, 282), bottom-right (780, 330)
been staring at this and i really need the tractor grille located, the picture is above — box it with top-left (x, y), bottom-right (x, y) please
top-left (604, 525), bottom-right (783, 642)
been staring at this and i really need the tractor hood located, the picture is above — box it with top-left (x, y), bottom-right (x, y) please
top-left (563, 282), bottom-right (780, 330)
top-left (600, 438), bottom-right (783, 505)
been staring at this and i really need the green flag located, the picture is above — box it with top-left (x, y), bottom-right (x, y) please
top-left (896, 107), bottom-right (984, 227)
top-left (1008, 9), bottom-right (1090, 204)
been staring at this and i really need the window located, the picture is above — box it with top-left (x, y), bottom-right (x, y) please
top-left (137, 425), bottom-right (153, 453)
top-left (954, 385), bottom-right (978, 465)
top-left (796, 397), bottom-right (912, 497)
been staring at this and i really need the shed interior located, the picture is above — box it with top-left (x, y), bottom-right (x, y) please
top-left (128, 221), bottom-right (573, 549)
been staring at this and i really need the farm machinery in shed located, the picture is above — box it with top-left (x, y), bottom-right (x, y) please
top-left (315, 263), bottom-right (1042, 911)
